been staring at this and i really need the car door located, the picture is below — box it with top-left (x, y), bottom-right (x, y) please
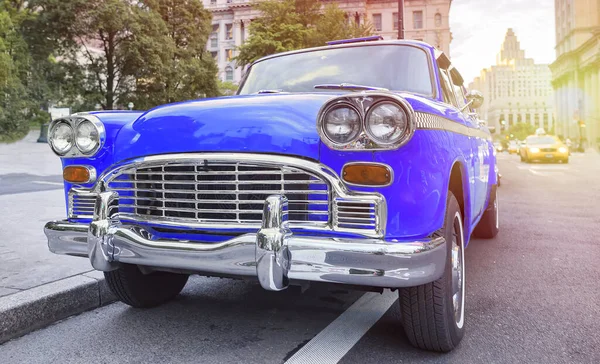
top-left (438, 68), bottom-right (482, 226)
top-left (447, 68), bottom-right (489, 222)
top-left (453, 82), bottom-right (490, 220)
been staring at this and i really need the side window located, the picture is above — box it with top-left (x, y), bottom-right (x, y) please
top-left (439, 69), bottom-right (457, 106)
top-left (453, 84), bottom-right (467, 112)
top-left (438, 70), bottom-right (453, 104)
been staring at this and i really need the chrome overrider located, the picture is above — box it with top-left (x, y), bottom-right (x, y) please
top-left (45, 194), bottom-right (448, 291)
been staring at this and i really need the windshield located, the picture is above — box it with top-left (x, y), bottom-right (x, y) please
top-left (238, 45), bottom-right (433, 96)
top-left (527, 136), bottom-right (557, 145)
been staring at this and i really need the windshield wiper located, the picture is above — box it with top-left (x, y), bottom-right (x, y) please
top-left (314, 83), bottom-right (388, 91)
top-left (256, 89), bottom-right (283, 94)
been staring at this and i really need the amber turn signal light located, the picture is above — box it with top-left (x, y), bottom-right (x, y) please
top-left (63, 166), bottom-right (94, 183)
top-left (342, 163), bottom-right (392, 187)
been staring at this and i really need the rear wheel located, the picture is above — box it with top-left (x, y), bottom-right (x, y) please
top-left (105, 264), bottom-right (189, 308)
top-left (399, 192), bottom-right (465, 352)
top-left (473, 185), bottom-right (499, 239)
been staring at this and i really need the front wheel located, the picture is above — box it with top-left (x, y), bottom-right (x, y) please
top-left (399, 192), bottom-right (465, 352)
top-left (105, 264), bottom-right (189, 308)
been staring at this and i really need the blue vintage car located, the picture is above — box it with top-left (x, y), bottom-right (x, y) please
top-left (44, 37), bottom-right (499, 352)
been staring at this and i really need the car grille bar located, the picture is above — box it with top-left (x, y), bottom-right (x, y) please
top-left (106, 160), bottom-right (330, 227)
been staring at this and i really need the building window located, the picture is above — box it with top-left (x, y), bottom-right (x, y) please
top-left (226, 49), bottom-right (233, 61)
top-left (393, 13), bottom-right (398, 30)
top-left (435, 13), bottom-right (442, 27)
top-left (413, 11), bottom-right (423, 29)
top-left (225, 66), bottom-right (234, 82)
top-left (211, 51), bottom-right (218, 61)
top-left (210, 24), bottom-right (219, 48)
top-left (225, 24), bottom-right (233, 40)
top-left (210, 0), bottom-right (216, 4)
top-left (372, 14), bottom-right (382, 31)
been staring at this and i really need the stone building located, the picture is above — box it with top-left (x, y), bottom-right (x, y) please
top-left (469, 29), bottom-right (554, 134)
top-left (550, 0), bottom-right (600, 147)
top-left (202, 0), bottom-right (452, 83)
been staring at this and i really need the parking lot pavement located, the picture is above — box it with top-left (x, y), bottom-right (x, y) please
top-left (1, 154), bottom-right (599, 363)
top-left (0, 132), bottom-right (62, 177)
top-left (0, 133), bottom-right (112, 343)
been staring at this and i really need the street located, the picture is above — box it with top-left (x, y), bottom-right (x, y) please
top-left (1, 152), bottom-right (599, 364)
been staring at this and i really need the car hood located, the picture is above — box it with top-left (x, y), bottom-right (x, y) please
top-left (113, 93), bottom-right (335, 163)
top-left (112, 92), bottom-right (434, 164)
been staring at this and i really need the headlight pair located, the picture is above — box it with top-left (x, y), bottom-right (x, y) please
top-left (318, 94), bottom-right (414, 150)
top-left (48, 115), bottom-right (105, 157)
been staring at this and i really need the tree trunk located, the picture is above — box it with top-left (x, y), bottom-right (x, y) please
top-left (105, 32), bottom-right (115, 110)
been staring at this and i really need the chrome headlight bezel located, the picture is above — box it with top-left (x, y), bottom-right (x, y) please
top-left (319, 102), bottom-right (363, 147)
top-left (316, 92), bottom-right (415, 151)
top-left (364, 101), bottom-right (411, 146)
top-left (49, 121), bottom-right (74, 156)
top-left (48, 114), bottom-right (105, 157)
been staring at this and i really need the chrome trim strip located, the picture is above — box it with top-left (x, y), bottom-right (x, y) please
top-left (44, 218), bottom-right (447, 289)
top-left (90, 153), bottom-right (386, 238)
top-left (415, 112), bottom-right (492, 140)
top-left (341, 161), bottom-right (394, 187)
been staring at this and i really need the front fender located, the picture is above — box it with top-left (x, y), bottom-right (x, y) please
top-left (319, 129), bottom-right (475, 241)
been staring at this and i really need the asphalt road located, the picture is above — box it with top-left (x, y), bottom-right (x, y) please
top-left (0, 173), bottom-right (63, 195)
top-left (1, 153), bottom-right (599, 364)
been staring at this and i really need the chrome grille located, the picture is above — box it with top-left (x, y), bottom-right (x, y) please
top-left (334, 199), bottom-right (377, 231)
top-left (68, 192), bottom-right (96, 219)
top-left (541, 148), bottom-right (556, 152)
top-left (107, 161), bottom-right (330, 226)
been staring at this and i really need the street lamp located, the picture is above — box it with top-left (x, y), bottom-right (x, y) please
top-left (94, 104), bottom-right (102, 111)
top-left (397, 0), bottom-right (404, 39)
top-left (128, 102), bottom-right (134, 110)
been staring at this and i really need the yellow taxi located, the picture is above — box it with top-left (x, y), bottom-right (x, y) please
top-left (520, 132), bottom-right (569, 163)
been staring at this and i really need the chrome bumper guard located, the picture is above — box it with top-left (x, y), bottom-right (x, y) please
top-left (45, 194), bottom-right (446, 290)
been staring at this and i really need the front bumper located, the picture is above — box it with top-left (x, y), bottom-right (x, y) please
top-left (45, 194), bottom-right (446, 291)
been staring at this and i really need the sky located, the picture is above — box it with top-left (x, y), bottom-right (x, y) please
top-left (449, 0), bottom-right (556, 85)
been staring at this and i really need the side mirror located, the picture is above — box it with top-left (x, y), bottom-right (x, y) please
top-left (465, 90), bottom-right (484, 109)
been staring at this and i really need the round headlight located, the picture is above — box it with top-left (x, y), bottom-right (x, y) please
top-left (322, 105), bottom-right (362, 145)
top-left (75, 119), bottom-right (100, 154)
top-left (49, 122), bottom-right (74, 155)
top-left (365, 102), bottom-right (408, 145)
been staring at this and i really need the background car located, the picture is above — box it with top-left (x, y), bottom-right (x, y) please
top-left (507, 140), bottom-right (518, 154)
top-left (43, 38), bottom-right (499, 353)
top-left (494, 141), bottom-right (504, 153)
top-left (520, 134), bottom-right (569, 163)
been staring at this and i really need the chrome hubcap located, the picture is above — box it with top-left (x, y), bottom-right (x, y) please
top-left (451, 213), bottom-right (465, 328)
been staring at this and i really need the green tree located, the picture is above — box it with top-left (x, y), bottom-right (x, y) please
top-left (28, 0), bottom-right (166, 110)
top-left (504, 122), bottom-right (537, 141)
top-left (218, 80), bottom-right (238, 96)
top-left (0, 5), bottom-right (31, 142)
top-left (236, 0), bottom-right (373, 67)
top-left (132, 0), bottom-right (219, 109)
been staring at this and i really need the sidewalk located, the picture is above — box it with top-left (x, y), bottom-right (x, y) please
top-left (0, 133), bottom-right (115, 344)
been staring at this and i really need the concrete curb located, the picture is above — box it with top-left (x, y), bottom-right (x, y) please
top-left (0, 270), bottom-right (115, 344)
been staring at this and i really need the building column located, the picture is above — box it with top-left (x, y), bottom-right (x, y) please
top-left (561, 83), bottom-right (569, 137)
top-left (592, 68), bottom-right (600, 148)
top-left (233, 20), bottom-right (242, 83)
top-left (218, 20), bottom-right (226, 81)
